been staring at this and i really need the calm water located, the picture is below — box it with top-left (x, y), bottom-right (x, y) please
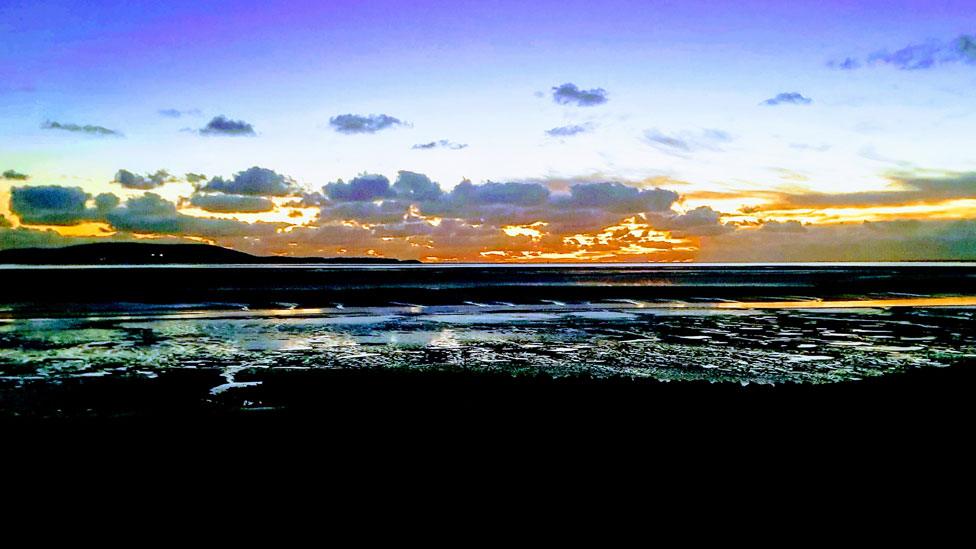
top-left (2, 264), bottom-right (975, 412)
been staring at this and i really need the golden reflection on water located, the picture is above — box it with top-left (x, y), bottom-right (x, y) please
top-left (718, 296), bottom-right (976, 309)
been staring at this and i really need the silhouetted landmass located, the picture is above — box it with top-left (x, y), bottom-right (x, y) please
top-left (0, 242), bottom-right (421, 265)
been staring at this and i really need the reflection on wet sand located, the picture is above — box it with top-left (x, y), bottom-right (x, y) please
top-left (3, 298), bottom-right (976, 398)
top-left (720, 296), bottom-right (976, 309)
top-left (4, 265), bottom-right (976, 417)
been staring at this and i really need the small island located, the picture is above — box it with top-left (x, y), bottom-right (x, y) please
top-left (0, 242), bottom-right (421, 265)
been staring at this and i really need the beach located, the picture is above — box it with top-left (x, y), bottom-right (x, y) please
top-left (1, 263), bottom-right (975, 420)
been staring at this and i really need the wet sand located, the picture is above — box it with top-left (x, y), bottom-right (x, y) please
top-left (2, 263), bottom-right (975, 422)
top-left (2, 300), bottom-right (976, 419)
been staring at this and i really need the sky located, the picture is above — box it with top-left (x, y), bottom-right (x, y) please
top-left (2, 0), bottom-right (976, 261)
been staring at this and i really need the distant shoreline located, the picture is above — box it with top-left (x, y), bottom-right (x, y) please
top-left (0, 242), bottom-right (420, 265)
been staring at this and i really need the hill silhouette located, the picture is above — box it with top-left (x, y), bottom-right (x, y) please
top-left (0, 242), bottom-right (421, 265)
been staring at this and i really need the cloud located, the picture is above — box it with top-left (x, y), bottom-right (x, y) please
top-left (185, 173), bottom-right (207, 183)
top-left (392, 171), bottom-right (444, 202)
top-left (158, 108), bottom-right (201, 118)
top-left (2, 169), bottom-right (705, 261)
top-left (700, 219), bottom-right (976, 262)
top-left (200, 167), bottom-right (298, 196)
top-left (756, 170), bottom-right (976, 210)
top-left (412, 139), bottom-right (467, 150)
top-left (761, 92), bottom-right (812, 106)
top-left (41, 120), bottom-right (121, 136)
top-left (199, 115), bottom-right (256, 136)
top-left (546, 124), bottom-right (591, 137)
top-left (645, 206), bottom-right (731, 237)
top-left (0, 215), bottom-right (10, 228)
top-left (106, 193), bottom-right (281, 237)
top-left (645, 130), bottom-right (690, 151)
top-left (759, 220), bottom-right (806, 233)
top-left (324, 174), bottom-right (396, 201)
top-left (834, 34), bottom-right (976, 71)
top-left (2, 169), bottom-right (28, 181)
top-left (551, 83), bottom-right (608, 107)
top-left (9, 187), bottom-right (278, 238)
top-left (449, 180), bottom-right (550, 206)
top-left (113, 169), bottom-right (176, 190)
top-left (645, 128), bottom-right (732, 155)
top-left (0, 224), bottom-right (118, 250)
top-left (317, 199), bottom-right (410, 224)
top-left (8, 185), bottom-right (116, 225)
top-left (188, 193), bottom-right (275, 213)
top-left (329, 114), bottom-right (406, 134)
top-left (869, 41), bottom-right (944, 70)
top-left (556, 182), bottom-right (678, 213)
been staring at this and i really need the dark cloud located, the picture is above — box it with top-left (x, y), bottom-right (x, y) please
top-left (645, 128), bottom-right (731, 155)
top-left (546, 124), bottom-right (591, 137)
top-left (0, 215), bottom-right (10, 228)
top-left (41, 120), bottom-right (121, 136)
top-left (7, 187), bottom-right (277, 238)
top-left (199, 115), bottom-right (256, 136)
top-left (188, 194), bottom-right (275, 213)
top-left (5, 168), bottom-right (699, 261)
top-left (158, 108), bottom-right (201, 118)
top-left (113, 169), bottom-right (176, 190)
top-left (313, 173), bottom-right (684, 239)
top-left (201, 167), bottom-right (298, 196)
top-left (449, 180), bottom-right (549, 206)
top-left (551, 83), bottom-right (608, 107)
top-left (556, 182), bottom-right (678, 213)
top-left (2, 169), bottom-right (28, 180)
top-left (392, 171), bottom-right (444, 202)
top-left (318, 200), bottom-right (410, 224)
top-left (185, 173), bottom-right (207, 184)
top-left (94, 193), bottom-right (120, 213)
top-left (329, 114), bottom-right (405, 134)
top-left (759, 220), bottom-right (806, 233)
top-left (106, 193), bottom-right (281, 237)
top-left (324, 174), bottom-right (396, 202)
top-left (8, 185), bottom-right (116, 225)
top-left (412, 139), bottom-right (467, 150)
top-left (761, 92), bottom-right (812, 106)
top-left (645, 206), bottom-right (730, 237)
top-left (0, 224), bottom-right (110, 250)
top-left (834, 34), bottom-right (976, 71)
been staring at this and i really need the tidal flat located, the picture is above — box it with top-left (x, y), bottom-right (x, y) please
top-left (3, 263), bottom-right (976, 419)
top-left (2, 300), bottom-right (975, 417)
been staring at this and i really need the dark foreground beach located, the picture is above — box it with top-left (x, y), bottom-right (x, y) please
top-left (2, 263), bottom-right (975, 425)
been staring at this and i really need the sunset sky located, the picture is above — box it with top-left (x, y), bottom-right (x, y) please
top-left (2, 0), bottom-right (976, 261)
